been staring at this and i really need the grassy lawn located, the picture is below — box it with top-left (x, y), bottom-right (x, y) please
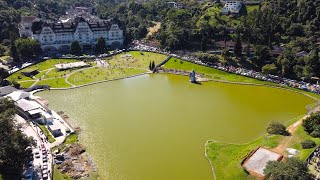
top-left (206, 135), bottom-right (281, 179)
top-left (108, 51), bottom-right (168, 69)
top-left (19, 80), bottom-right (36, 88)
top-left (36, 77), bottom-right (71, 88)
top-left (27, 59), bottom-right (78, 71)
top-left (164, 57), bottom-right (274, 84)
top-left (7, 71), bottom-right (34, 81)
top-left (7, 59), bottom-right (79, 82)
top-left (43, 68), bottom-right (77, 79)
top-left (68, 67), bottom-right (147, 86)
top-left (35, 70), bottom-right (50, 79)
top-left (206, 115), bottom-right (318, 179)
top-left (63, 133), bottom-right (78, 144)
top-left (53, 165), bottom-right (72, 180)
top-left (38, 124), bottom-right (55, 143)
top-left (285, 125), bottom-right (320, 160)
top-left (164, 57), bottom-right (320, 100)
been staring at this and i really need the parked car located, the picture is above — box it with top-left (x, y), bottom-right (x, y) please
top-left (42, 173), bottom-right (48, 179)
top-left (42, 156), bottom-right (47, 163)
top-left (34, 148), bottom-right (40, 158)
top-left (24, 169), bottom-right (33, 180)
top-left (42, 163), bottom-right (48, 170)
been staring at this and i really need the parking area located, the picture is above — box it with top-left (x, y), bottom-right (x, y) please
top-left (16, 115), bottom-right (52, 180)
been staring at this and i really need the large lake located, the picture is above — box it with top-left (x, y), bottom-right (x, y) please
top-left (38, 74), bottom-right (315, 180)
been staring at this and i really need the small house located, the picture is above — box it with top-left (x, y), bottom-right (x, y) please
top-left (48, 123), bottom-right (62, 137)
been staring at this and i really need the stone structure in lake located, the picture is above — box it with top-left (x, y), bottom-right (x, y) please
top-left (190, 70), bottom-right (196, 83)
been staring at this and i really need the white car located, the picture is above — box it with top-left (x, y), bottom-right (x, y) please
top-left (42, 173), bottom-right (48, 179)
top-left (34, 148), bottom-right (40, 158)
top-left (42, 169), bottom-right (48, 175)
top-left (42, 162), bottom-right (48, 170)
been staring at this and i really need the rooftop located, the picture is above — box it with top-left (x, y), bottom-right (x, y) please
top-left (16, 99), bottom-right (42, 112)
top-left (5, 91), bottom-right (31, 101)
top-left (242, 147), bottom-right (283, 177)
top-left (0, 86), bottom-right (17, 97)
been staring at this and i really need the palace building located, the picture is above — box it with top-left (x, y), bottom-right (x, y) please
top-left (18, 8), bottom-right (124, 53)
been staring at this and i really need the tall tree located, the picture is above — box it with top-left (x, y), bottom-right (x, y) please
top-left (264, 158), bottom-right (312, 180)
top-left (95, 37), bottom-right (106, 54)
top-left (15, 38), bottom-right (42, 60)
top-left (10, 35), bottom-right (19, 62)
top-left (71, 41), bottom-right (82, 55)
top-left (0, 98), bottom-right (32, 178)
top-left (234, 32), bottom-right (242, 58)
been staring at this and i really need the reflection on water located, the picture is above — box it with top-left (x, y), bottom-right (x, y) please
top-left (38, 74), bottom-right (314, 180)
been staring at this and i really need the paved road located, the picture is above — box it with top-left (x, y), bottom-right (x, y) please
top-left (16, 115), bottom-right (53, 180)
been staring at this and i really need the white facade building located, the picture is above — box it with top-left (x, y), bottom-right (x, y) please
top-left (18, 12), bottom-right (124, 53)
top-left (221, 1), bottom-right (244, 14)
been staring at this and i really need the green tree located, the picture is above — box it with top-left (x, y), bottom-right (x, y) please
top-left (264, 158), bottom-right (312, 180)
top-left (151, 61), bottom-right (155, 70)
top-left (266, 122), bottom-right (289, 136)
top-left (10, 35), bottom-right (19, 62)
top-left (71, 41), bottom-right (82, 55)
top-left (0, 98), bottom-right (32, 178)
top-left (15, 38), bottom-right (42, 60)
top-left (301, 139), bottom-right (316, 149)
top-left (95, 37), bottom-right (106, 54)
top-left (0, 44), bottom-right (6, 56)
top-left (262, 64), bottom-right (278, 75)
top-left (253, 45), bottom-right (270, 68)
top-left (302, 112), bottom-right (320, 137)
top-left (234, 32), bottom-right (242, 58)
top-left (0, 67), bottom-right (9, 81)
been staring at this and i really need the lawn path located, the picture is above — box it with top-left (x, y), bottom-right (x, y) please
top-left (31, 68), bottom-right (54, 87)
top-left (272, 105), bottom-right (320, 154)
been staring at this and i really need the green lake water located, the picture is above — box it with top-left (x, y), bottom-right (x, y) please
top-left (38, 74), bottom-right (315, 180)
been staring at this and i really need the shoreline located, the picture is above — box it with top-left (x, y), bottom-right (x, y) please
top-left (31, 63), bottom-right (319, 180)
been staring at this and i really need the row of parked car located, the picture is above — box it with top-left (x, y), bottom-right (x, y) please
top-left (23, 143), bottom-right (50, 180)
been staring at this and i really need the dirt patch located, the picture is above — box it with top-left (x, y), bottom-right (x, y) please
top-left (272, 104), bottom-right (320, 154)
top-left (56, 143), bottom-right (98, 179)
top-left (147, 22), bottom-right (161, 38)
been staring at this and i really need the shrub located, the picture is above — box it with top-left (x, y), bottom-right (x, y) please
top-left (302, 113), bottom-right (320, 134)
top-left (301, 139), bottom-right (316, 149)
top-left (266, 122), bottom-right (289, 136)
top-left (310, 130), bottom-right (320, 138)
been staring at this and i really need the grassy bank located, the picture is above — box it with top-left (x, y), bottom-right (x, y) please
top-left (206, 135), bottom-right (281, 179)
top-left (164, 57), bottom-right (320, 100)
top-left (68, 67), bottom-right (146, 86)
top-left (36, 78), bottom-right (71, 88)
top-left (19, 81), bottom-right (36, 88)
top-left (109, 51), bottom-right (168, 68)
top-left (38, 124), bottom-right (55, 143)
top-left (53, 165), bottom-right (72, 180)
top-left (205, 115), bottom-right (320, 179)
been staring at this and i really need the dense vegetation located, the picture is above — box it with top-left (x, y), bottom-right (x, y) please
top-left (0, 98), bottom-right (33, 178)
top-left (302, 112), bottom-right (320, 137)
top-left (1, 0), bottom-right (320, 79)
top-left (264, 157), bottom-right (312, 179)
top-left (266, 122), bottom-right (289, 136)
